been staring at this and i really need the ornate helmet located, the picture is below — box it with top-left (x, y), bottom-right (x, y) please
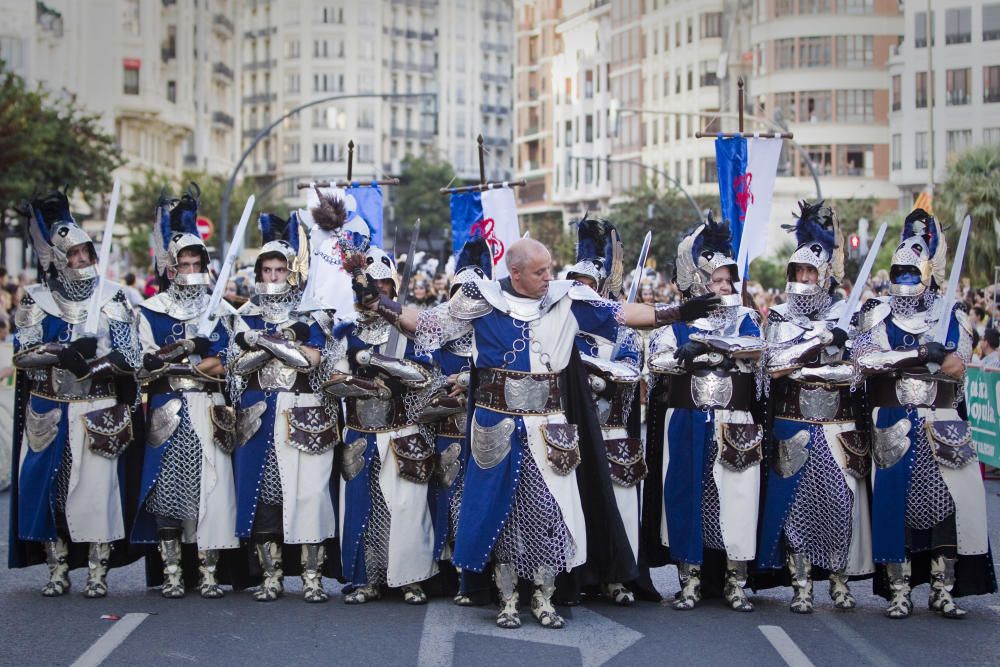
top-left (781, 200), bottom-right (844, 297)
top-left (889, 208), bottom-right (947, 297)
top-left (254, 211), bottom-right (310, 295)
top-left (673, 212), bottom-right (738, 299)
top-left (153, 183), bottom-right (210, 288)
top-left (26, 191), bottom-right (98, 287)
top-left (365, 246), bottom-right (397, 295)
top-left (451, 236), bottom-right (494, 295)
top-left (565, 214), bottom-right (624, 298)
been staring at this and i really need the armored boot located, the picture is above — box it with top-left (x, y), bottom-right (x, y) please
top-left (402, 583), bottom-right (428, 605)
top-left (929, 556), bottom-right (967, 619)
top-left (828, 571), bottom-right (856, 610)
top-left (253, 540), bottom-right (284, 602)
top-left (198, 550), bottom-right (224, 599)
top-left (884, 560), bottom-right (913, 619)
top-left (83, 542), bottom-right (112, 599)
top-left (602, 582), bottom-right (635, 606)
top-left (158, 529), bottom-right (185, 599)
top-left (788, 553), bottom-right (813, 614)
top-left (494, 562), bottom-right (521, 629)
top-left (672, 562), bottom-right (702, 611)
top-left (530, 566), bottom-right (564, 629)
top-left (41, 538), bottom-right (70, 597)
top-left (343, 584), bottom-right (381, 604)
top-left (300, 544), bottom-right (328, 603)
top-left (723, 559), bottom-right (754, 612)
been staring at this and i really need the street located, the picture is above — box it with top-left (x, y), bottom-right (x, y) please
top-left (1, 482), bottom-right (999, 667)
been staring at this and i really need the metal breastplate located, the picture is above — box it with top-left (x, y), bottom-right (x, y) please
top-left (258, 358), bottom-right (300, 391)
top-left (51, 292), bottom-right (90, 324)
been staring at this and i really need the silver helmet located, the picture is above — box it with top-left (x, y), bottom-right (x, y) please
top-left (565, 215), bottom-right (624, 298)
top-left (153, 185), bottom-right (211, 288)
top-left (365, 246), bottom-right (398, 295)
top-left (889, 208), bottom-right (946, 297)
top-left (674, 212), bottom-right (738, 299)
top-left (782, 200), bottom-right (844, 298)
top-left (26, 192), bottom-right (98, 298)
top-left (254, 212), bottom-right (309, 295)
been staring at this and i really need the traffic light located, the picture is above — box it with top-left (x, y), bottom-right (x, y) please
top-left (848, 234), bottom-right (860, 259)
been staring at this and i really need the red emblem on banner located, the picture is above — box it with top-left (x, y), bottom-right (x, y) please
top-left (733, 173), bottom-right (754, 221)
top-left (469, 217), bottom-right (505, 264)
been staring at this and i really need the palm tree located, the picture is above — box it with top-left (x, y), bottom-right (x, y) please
top-left (936, 145), bottom-right (1000, 287)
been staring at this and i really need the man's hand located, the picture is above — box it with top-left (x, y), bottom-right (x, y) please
top-left (352, 278), bottom-right (380, 309)
top-left (829, 327), bottom-right (849, 348)
top-left (922, 342), bottom-right (949, 365)
top-left (190, 336), bottom-right (212, 357)
top-left (68, 336), bottom-right (98, 359)
top-left (143, 353), bottom-right (166, 372)
top-left (57, 348), bottom-right (90, 379)
top-left (678, 294), bottom-right (722, 322)
top-left (674, 340), bottom-right (709, 368)
top-left (284, 322), bottom-right (312, 342)
top-left (235, 332), bottom-right (256, 351)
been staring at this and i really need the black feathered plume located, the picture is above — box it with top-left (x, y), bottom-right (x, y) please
top-left (310, 187), bottom-right (348, 232)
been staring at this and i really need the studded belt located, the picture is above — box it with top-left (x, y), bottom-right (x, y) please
top-left (597, 382), bottom-right (632, 428)
top-left (772, 379), bottom-right (855, 422)
top-left (475, 369), bottom-right (562, 415)
top-left (30, 371), bottom-right (115, 402)
top-left (345, 396), bottom-right (408, 432)
top-left (870, 375), bottom-right (955, 409)
top-left (666, 371), bottom-right (753, 411)
top-left (148, 376), bottom-right (219, 395)
top-left (245, 373), bottom-right (312, 394)
top-left (437, 412), bottom-right (468, 438)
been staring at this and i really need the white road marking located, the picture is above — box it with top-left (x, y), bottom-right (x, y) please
top-left (759, 625), bottom-right (816, 667)
top-left (418, 601), bottom-right (643, 667)
top-left (70, 613), bottom-right (149, 667)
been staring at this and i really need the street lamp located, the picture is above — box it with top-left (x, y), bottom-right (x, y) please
top-left (219, 91), bottom-right (437, 254)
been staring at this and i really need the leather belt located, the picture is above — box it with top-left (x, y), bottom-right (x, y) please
top-left (870, 376), bottom-right (955, 409)
top-left (600, 382), bottom-right (632, 428)
top-left (772, 379), bottom-right (855, 422)
top-left (475, 368), bottom-right (562, 415)
top-left (245, 373), bottom-right (313, 394)
top-left (147, 377), bottom-right (219, 395)
top-left (437, 413), bottom-right (467, 438)
top-left (345, 396), bottom-right (408, 432)
top-left (30, 376), bottom-right (115, 401)
top-left (666, 371), bottom-right (753, 411)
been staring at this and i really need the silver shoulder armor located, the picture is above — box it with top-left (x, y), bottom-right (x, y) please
top-left (955, 307), bottom-right (972, 335)
top-left (449, 283), bottom-right (492, 320)
top-left (791, 363), bottom-right (854, 384)
top-left (14, 298), bottom-right (46, 329)
top-left (568, 282), bottom-right (602, 302)
top-left (580, 353), bottom-right (640, 383)
top-left (102, 293), bottom-right (133, 323)
top-left (857, 299), bottom-right (890, 333)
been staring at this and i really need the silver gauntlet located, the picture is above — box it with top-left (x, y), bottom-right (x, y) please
top-left (791, 363), bottom-right (854, 384)
top-left (766, 336), bottom-right (829, 373)
top-left (858, 348), bottom-right (922, 374)
top-left (14, 342), bottom-right (65, 369)
top-left (354, 349), bottom-right (431, 388)
top-left (689, 334), bottom-right (767, 359)
top-left (250, 331), bottom-right (312, 369)
top-left (232, 349), bottom-right (272, 375)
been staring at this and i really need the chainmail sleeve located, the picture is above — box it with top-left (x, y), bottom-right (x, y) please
top-left (851, 320), bottom-right (889, 391)
top-left (415, 302), bottom-right (473, 359)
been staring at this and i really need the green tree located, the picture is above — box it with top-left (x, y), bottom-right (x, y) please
top-left (0, 63), bottom-right (123, 225)
top-left (389, 153), bottom-right (458, 257)
top-left (936, 144), bottom-right (1000, 286)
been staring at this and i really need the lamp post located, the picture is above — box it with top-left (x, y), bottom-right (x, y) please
top-left (219, 91), bottom-right (437, 255)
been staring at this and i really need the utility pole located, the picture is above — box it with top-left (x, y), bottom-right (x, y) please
top-left (927, 0), bottom-right (935, 194)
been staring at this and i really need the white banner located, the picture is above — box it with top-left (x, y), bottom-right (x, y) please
top-left (736, 137), bottom-right (783, 282)
top-left (480, 187), bottom-right (521, 280)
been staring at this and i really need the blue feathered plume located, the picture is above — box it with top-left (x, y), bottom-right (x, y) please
top-left (692, 211), bottom-right (733, 261)
top-left (30, 191), bottom-right (74, 243)
top-left (902, 208), bottom-right (939, 258)
top-left (456, 235), bottom-right (493, 280)
top-left (575, 214), bottom-right (616, 269)
top-left (156, 184), bottom-right (200, 250)
top-left (783, 200), bottom-right (836, 255)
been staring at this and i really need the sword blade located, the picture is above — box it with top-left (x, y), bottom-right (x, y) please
top-left (835, 221), bottom-right (888, 331)
top-left (931, 215), bottom-right (972, 344)
top-left (198, 194), bottom-right (255, 336)
top-left (386, 217), bottom-right (421, 358)
top-left (611, 231), bottom-right (652, 360)
top-left (83, 179), bottom-right (121, 336)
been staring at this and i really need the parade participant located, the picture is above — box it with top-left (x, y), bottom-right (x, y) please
top-left (326, 245), bottom-right (438, 605)
top-left (8, 191), bottom-right (143, 598)
top-left (565, 217), bottom-right (648, 606)
top-left (131, 186), bottom-right (238, 599)
top-left (229, 212), bottom-right (339, 603)
top-left (355, 237), bottom-right (718, 629)
top-left (757, 201), bottom-right (873, 613)
top-left (855, 209), bottom-right (994, 618)
top-left (644, 215), bottom-right (766, 613)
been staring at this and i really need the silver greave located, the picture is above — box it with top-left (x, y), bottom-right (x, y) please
top-left (159, 533), bottom-right (185, 599)
top-left (494, 562), bottom-right (521, 629)
top-left (724, 559), bottom-right (754, 612)
top-left (301, 544), bottom-right (329, 603)
top-left (929, 555), bottom-right (966, 618)
top-left (41, 538), bottom-right (70, 597)
top-left (198, 550), bottom-right (223, 599)
top-left (885, 560), bottom-right (913, 619)
top-left (672, 562), bottom-right (702, 611)
top-left (787, 553), bottom-right (813, 614)
top-left (253, 541), bottom-right (284, 602)
top-left (84, 542), bottom-right (112, 598)
top-left (530, 565), bottom-right (564, 629)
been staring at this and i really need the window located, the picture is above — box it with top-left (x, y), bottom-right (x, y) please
top-left (584, 70), bottom-right (593, 99)
top-left (800, 36), bottom-right (832, 67)
top-left (700, 60), bottom-right (718, 87)
top-left (891, 75), bottom-right (901, 111)
top-left (166, 80), bottom-right (176, 103)
top-left (701, 12), bottom-right (722, 39)
top-left (986, 4), bottom-right (1000, 41)
top-left (675, 21), bottom-right (681, 47)
top-left (775, 38), bottom-right (796, 70)
top-left (687, 67), bottom-right (693, 90)
top-left (584, 160), bottom-right (593, 185)
top-left (945, 7), bottom-right (972, 44)
top-left (915, 71), bottom-right (929, 108)
top-left (358, 143), bottom-right (374, 164)
top-left (585, 114), bottom-right (593, 142)
top-left (287, 39), bottom-right (300, 59)
top-left (837, 0), bottom-right (872, 13)
top-left (675, 116), bottom-right (682, 140)
top-left (123, 61), bottom-right (139, 95)
top-left (946, 129), bottom-right (973, 158)
top-left (800, 0), bottom-right (832, 13)
top-left (687, 18), bottom-right (693, 43)
top-left (283, 141), bottom-right (300, 164)
top-left (946, 68), bottom-right (970, 105)
top-left (984, 127), bottom-right (1000, 144)
top-left (776, 0), bottom-right (795, 16)
top-left (836, 90), bottom-right (874, 122)
top-left (686, 158), bottom-right (693, 185)
top-left (775, 92), bottom-right (796, 121)
top-left (891, 134), bottom-right (901, 171)
top-left (807, 145), bottom-right (833, 175)
top-left (985, 66), bottom-right (1000, 102)
top-left (915, 11), bottom-right (935, 48)
top-left (837, 144), bottom-right (873, 177)
top-left (798, 91), bottom-right (832, 122)
top-left (286, 73), bottom-right (300, 94)
top-left (358, 106), bottom-right (375, 129)
top-left (836, 35), bottom-right (872, 68)
top-left (915, 132), bottom-right (928, 169)
top-left (321, 6), bottom-right (344, 24)
top-left (700, 157), bottom-right (717, 184)
top-left (565, 120), bottom-right (572, 146)
top-left (313, 143), bottom-right (344, 163)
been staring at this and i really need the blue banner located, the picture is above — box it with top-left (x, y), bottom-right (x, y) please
top-left (714, 136), bottom-right (748, 258)
top-left (449, 191), bottom-right (484, 257)
top-left (345, 182), bottom-right (383, 247)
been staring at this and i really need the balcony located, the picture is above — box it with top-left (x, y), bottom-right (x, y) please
top-left (212, 111), bottom-right (235, 128)
top-left (480, 72), bottom-right (510, 85)
top-left (483, 42), bottom-right (511, 54)
top-left (390, 127), bottom-right (436, 141)
top-left (212, 62), bottom-right (234, 81)
top-left (212, 13), bottom-right (235, 36)
top-left (482, 136), bottom-right (510, 149)
top-left (480, 104), bottom-right (510, 115)
top-left (243, 92), bottom-right (277, 105)
top-left (243, 127), bottom-right (261, 138)
top-left (183, 153), bottom-right (197, 167)
top-left (244, 59), bottom-right (277, 71)
top-left (482, 9), bottom-right (512, 22)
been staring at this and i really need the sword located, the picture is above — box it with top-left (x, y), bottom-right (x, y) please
top-left (611, 230), bottom-right (652, 359)
top-left (930, 215), bottom-right (972, 345)
top-left (82, 179), bottom-right (121, 337)
top-left (197, 194), bottom-right (255, 337)
top-left (385, 217), bottom-right (421, 359)
top-left (835, 221), bottom-right (888, 332)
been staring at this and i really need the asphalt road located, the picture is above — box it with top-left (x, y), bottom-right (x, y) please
top-left (2, 482), bottom-right (999, 667)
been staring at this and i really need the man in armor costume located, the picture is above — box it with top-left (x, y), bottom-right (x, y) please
top-left (355, 237), bottom-right (717, 629)
top-left (8, 191), bottom-right (143, 598)
top-left (565, 217), bottom-right (649, 606)
top-left (229, 212), bottom-right (340, 603)
top-left (854, 209), bottom-right (995, 618)
top-left (757, 201), bottom-right (873, 613)
top-left (644, 215), bottom-right (766, 613)
top-left (131, 186), bottom-right (239, 599)
top-left (327, 245), bottom-right (438, 605)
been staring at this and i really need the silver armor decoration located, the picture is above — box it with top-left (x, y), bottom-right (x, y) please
top-left (363, 453), bottom-right (392, 588)
top-left (437, 442), bottom-right (462, 488)
top-left (356, 350), bottom-right (431, 387)
top-left (872, 419), bottom-right (912, 468)
top-left (147, 403), bottom-right (203, 522)
top-left (786, 292), bottom-right (832, 320)
top-left (776, 431), bottom-right (811, 478)
top-left (341, 438), bottom-right (367, 481)
top-left (253, 541), bottom-right (284, 602)
top-left (41, 538), bottom-right (71, 597)
top-left (471, 418), bottom-right (515, 469)
top-left (50, 288), bottom-right (92, 323)
top-left (159, 534), bottom-right (185, 598)
top-left (237, 401), bottom-right (268, 446)
top-left (504, 376), bottom-right (554, 413)
top-left (256, 288), bottom-right (301, 325)
top-left (25, 406), bottom-right (61, 453)
top-left (799, 386), bottom-right (840, 421)
top-left (232, 349), bottom-right (271, 376)
top-left (148, 398), bottom-right (184, 447)
top-left (792, 364), bottom-right (854, 384)
top-left (258, 360), bottom-right (301, 391)
top-left (415, 301), bottom-right (475, 358)
top-left (691, 373), bottom-right (733, 409)
top-left (884, 560), bottom-right (913, 619)
top-left (857, 348), bottom-right (920, 373)
top-left (356, 398), bottom-right (392, 430)
top-left (253, 333), bottom-right (311, 368)
top-left (84, 542), bottom-right (112, 598)
top-left (767, 335), bottom-right (829, 372)
top-left (160, 283), bottom-right (209, 321)
top-left (906, 418), bottom-right (956, 530)
top-left (895, 376), bottom-right (938, 407)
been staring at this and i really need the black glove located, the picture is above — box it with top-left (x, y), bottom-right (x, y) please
top-left (235, 332), bottom-right (255, 351)
top-left (57, 348), bottom-right (90, 379)
top-left (143, 353), bottom-right (166, 372)
top-left (68, 336), bottom-right (98, 359)
top-left (830, 327), bottom-right (849, 348)
top-left (674, 340), bottom-right (709, 367)
top-left (922, 342), bottom-right (949, 365)
top-left (285, 321), bottom-right (312, 342)
top-left (190, 336), bottom-right (212, 357)
top-left (678, 294), bottom-right (722, 322)
top-left (352, 278), bottom-right (379, 307)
